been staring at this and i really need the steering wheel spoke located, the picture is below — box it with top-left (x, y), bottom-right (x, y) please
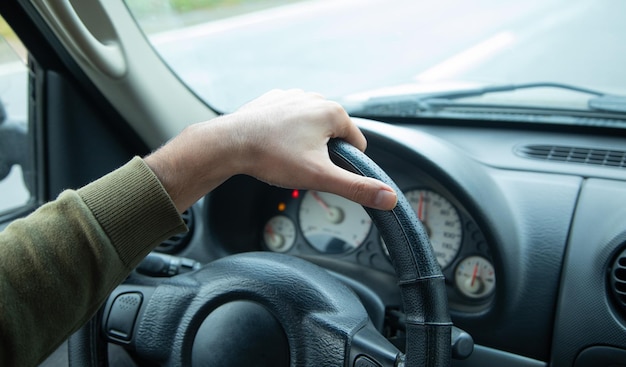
top-left (349, 322), bottom-right (401, 367)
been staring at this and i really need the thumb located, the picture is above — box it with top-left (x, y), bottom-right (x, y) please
top-left (320, 165), bottom-right (398, 210)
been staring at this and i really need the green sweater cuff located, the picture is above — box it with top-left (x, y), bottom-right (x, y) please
top-left (78, 157), bottom-right (187, 269)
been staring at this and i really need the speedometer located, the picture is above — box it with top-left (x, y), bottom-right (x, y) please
top-left (404, 189), bottom-right (463, 269)
top-left (299, 191), bottom-right (372, 254)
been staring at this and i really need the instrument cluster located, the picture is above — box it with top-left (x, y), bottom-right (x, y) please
top-left (256, 184), bottom-right (495, 311)
top-left (205, 140), bottom-right (497, 313)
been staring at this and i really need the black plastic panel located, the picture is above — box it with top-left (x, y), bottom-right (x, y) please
top-left (45, 71), bottom-right (146, 198)
top-left (551, 179), bottom-right (626, 366)
top-left (452, 345), bottom-right (546, 367)
top-left (574, 346), bottom-right (626, 367)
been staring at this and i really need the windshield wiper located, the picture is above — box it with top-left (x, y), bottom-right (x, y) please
top-left (422, 82), bottom-right (604, 99)
top-left (352, 82), bottom-right (626, 115)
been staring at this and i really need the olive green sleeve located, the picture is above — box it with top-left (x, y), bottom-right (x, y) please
top-left (0, 157), bottom-right (187, 367)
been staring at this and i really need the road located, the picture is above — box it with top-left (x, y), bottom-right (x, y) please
top-left (149, 0), bottom-right (626, 112)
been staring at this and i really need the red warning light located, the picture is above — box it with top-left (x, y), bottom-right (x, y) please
top-left (291, 189), bottom-right (300, 199)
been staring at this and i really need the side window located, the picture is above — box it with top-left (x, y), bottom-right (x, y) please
top-left (0, 17), bottom-right (33, 216)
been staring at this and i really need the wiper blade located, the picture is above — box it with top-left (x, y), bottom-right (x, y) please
top-left (357, 82), bottom-right (626, 114)
top-left (416, 82), bottom-right (605, 100)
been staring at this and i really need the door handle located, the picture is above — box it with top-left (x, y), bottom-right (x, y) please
top-left (33, 0), bottom-right (127, 78)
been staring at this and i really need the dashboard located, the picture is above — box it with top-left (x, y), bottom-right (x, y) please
top-left (170, 118), bottom-right (626, 367)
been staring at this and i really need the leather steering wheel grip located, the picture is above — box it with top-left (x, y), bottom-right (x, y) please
top-left (328, 138), bottom-right (452, 367)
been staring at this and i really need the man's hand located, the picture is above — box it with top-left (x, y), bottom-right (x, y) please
top-left (145, 89), bottom-right (397, 213)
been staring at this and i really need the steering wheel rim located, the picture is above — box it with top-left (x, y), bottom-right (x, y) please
top-left (69, 139), bottom-right (452, 367)
top-left (328, 139), bottom-right (452, 366)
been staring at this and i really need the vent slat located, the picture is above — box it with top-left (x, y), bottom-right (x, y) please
top-left (517, 145), bottom-right (626, 168)
top-left (610, 248), bottom-right (626, 314)
top-left (156, 209), bottom-right (194, 253)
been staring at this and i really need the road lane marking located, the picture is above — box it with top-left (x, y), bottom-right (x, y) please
top-left (415, 31), bottom-right (515, 82)
top-left (414, 0), bottom-right (592, 83)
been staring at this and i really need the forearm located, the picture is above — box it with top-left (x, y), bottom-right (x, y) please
top-left (144, 115), bottom-right (240, 213)
top-left (0, 157), bottom-right (185, 366)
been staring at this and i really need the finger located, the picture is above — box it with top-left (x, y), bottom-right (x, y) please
top-left (325, 104), bottom-right (367, 152)
top-left (340, 119), bottom-right (368, 152)
top-left (318, 164), bottom-right (397, 210)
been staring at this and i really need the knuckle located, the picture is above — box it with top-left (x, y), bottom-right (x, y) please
top-left (347, 179), bottom-right (371, 204)
top-left (327, 100), bottom-right (346, 114)
top-left (324, 101), bottom-right (349, 124)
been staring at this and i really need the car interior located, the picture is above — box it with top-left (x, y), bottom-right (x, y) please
top-left (0, 0), bottom-right (625, 366)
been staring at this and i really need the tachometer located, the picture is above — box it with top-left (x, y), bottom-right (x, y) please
top-left (299, 191), bottom-right (372, 254)
top-left (404, 189), bottom-right (462, 269)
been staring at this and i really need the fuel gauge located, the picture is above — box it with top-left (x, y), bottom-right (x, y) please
top-left (455, 256), bottom-right (496, 299)
top-left (263, 215), bottom-right (296, 253)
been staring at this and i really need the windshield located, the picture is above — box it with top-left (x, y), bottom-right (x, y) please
top-left (126, 0), bottom-right (626, 115)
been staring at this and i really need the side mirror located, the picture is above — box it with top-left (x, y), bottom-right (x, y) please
top-left (0, 99), bottom-right (32, 194)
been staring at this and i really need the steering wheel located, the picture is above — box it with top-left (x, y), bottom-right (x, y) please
top-left (68, 139), bottom-right (452, 367)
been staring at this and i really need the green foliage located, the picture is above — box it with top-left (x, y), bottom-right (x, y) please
top-left (125, 0), bottom-right (259, 16)
top-left (168, 0), bottom-right (239, 13)
top-left (0, 16), bottom-right (15, 40)
top-left (0, 16), bottom-right (27, 63)
top-left (124, 0), bottom-right (300, 33)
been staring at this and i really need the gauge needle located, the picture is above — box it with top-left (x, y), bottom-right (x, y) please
top-left (311, 191), bottom-right (331, 213)
top-left (311, 191), bottom-right (344, 224)
top-left (470, 262), bottom-right (479, 287)
top-left (417, 191), bottom-right (425, 221)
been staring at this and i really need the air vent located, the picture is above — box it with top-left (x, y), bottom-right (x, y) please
top-left (156, 209), bottom-right (194, 254)
top-left (516, 145), bottom-right (626, 168)
top-left (610, 247), bottom-right (626, 314)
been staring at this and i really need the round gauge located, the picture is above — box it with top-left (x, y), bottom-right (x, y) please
top-left (263, 215), bottom-right (296, 252)
top-left (455, 256), bottom-right (496, 299)
top-left (404, 189), bottom-right (463, 269)
top-left (299, 191), bottom-right (372, 254)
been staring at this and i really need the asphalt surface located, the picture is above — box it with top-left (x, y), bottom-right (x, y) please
top-left (150, 0), bottom-right (626, 111)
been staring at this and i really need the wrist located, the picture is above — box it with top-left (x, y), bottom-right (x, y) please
top-left (144, 116), bottom-right (243, 212)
